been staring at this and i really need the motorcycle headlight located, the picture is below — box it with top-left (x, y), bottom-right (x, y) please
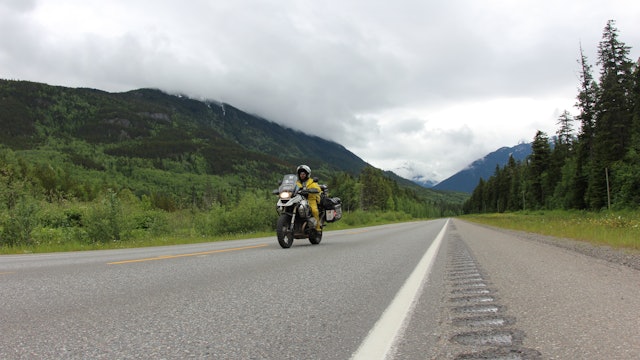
top-left (279, 191), bottom-right (292, 200)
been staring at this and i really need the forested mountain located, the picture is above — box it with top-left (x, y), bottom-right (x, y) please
top-left (464, 20), bottom-right (640, 213)
top-left (433, 143), bottom-right (532, 193)
top-left (0, 78), bottom-right (459, 196)
top-left (0, 77), bottom-right (467, 248)
top-left (0, 80), bottom-right (367, 179)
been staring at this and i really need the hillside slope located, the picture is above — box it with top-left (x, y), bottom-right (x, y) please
top-left (0, 79), bottom-right (466, 206)
top-left (0, 80), bottom-right (367, 179)
top-left (433, 143), bottom-right (532, 193)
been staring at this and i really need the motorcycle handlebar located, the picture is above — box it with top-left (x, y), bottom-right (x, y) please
top-left (299, 188), bottom-right (319, 195)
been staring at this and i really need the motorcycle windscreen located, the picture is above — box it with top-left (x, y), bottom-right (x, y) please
top-left (279, 174), bottom-right (297, 192)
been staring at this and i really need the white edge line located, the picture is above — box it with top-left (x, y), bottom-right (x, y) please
top-left (351, 219), bottom-right (449, 360)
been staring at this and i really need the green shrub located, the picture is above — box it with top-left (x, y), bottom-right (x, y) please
top-left (84, 189), bottom-right (123, 243)
top-left (221, 193), bottom-right (273, 234)
top-left (1, 198), bottom-right (39, 246)
top-left (131, 210), bottom-right (170, 235)
top-left (194, 203), bottom-right (224, 236)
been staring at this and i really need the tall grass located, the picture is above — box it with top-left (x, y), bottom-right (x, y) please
top-left (0, 193), bottom-right (421, 254)
top-left (461, 210), bottom-right (640, 251)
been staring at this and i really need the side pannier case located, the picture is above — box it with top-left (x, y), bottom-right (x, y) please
top-left (324, 197), bottom-right (342, 222)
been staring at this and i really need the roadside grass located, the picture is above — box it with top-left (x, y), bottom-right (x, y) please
top-left (460, 210), bottom-right (640, 251)
top-left (0, 210), bottom-right (414, 254)
top-left (8, 209), bottom-right (640, 254)
top-left (0, 233), bottom-right (270, 255)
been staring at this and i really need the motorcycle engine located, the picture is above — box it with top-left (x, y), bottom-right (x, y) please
top-left (297, 203), bottom-right (310, 217)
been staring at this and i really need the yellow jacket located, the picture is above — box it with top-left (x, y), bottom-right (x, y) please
top-left (296, 178), bottom-right (321, 204)
top-left (296, 178), bottom-right (321, 230)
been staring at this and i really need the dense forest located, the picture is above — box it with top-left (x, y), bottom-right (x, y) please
top-left (464, 20), bottom-right (640, 213)
top-left (0, 74), bottom-right (465, 249)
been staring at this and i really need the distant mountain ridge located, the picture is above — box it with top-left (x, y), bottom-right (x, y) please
top-left (431, 143), bottom-right (532, 193)
top-left (0, 79), bottom-right (458, 201)
top-left (0, 80), bottom-right (368, 179)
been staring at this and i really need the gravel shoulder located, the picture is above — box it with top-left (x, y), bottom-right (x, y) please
top-left (452, 218), bottom-right (640, 359)
top-left (462, 220), bottom-right (640, 271)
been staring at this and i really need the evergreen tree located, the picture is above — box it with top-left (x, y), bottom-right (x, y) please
top-left (587, 20), bottom-right (634, 209)
top-left (464, 178), bottom-right (486, 213)
top-left (358, 166), bottom-right (392, 211)
top-left (574, 45), bottom-right (598, 209)
top-left (611, 58), bottom-right (640, 208)
top-left (556, 110), bottom-right (575, 147)
top-left (548, 111), bottom-right (575, 203)
top-left (528, 131), bottom-right (551, 208)
top-left (594, 20), bottom-right (634, 161)
top-left (506, 156), bottom-right (523, 211)
top-left (328, 172), bottom-right (360, 212)
top-left (494, 164), bottom-right (510, 213)
top-left (630, 58), bottom-right (640, 150)
top-left (482, 166), bottom-right (500, 213)
top-left (553, 156), bottom-right (579, 209)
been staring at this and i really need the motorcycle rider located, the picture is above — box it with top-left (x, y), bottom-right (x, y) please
top-left (295, 165), bottom-right (322, 234)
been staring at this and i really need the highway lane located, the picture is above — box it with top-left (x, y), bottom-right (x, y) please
top-left (2, 218), bottom-right (639, 359)
top-left (0, 220), bottom-right (447, 359)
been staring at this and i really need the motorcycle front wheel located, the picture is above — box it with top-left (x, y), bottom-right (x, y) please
top-left (276, 214), bottom-right (294, 248)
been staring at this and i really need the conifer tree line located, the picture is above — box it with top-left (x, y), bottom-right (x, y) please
top-left (464, 20), bottom-right (640, 213)
top-left (329, 167), bottom-right (463, 217)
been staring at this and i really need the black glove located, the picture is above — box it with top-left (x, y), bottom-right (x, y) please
top-left (299, 189), bottom-right (309, 196)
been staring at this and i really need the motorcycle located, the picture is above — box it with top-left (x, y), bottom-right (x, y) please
top-left (273, 174), bottom-right (342, 248)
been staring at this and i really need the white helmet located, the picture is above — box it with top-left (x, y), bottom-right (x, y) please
top-left (296, 164), bottom-right (311, 179)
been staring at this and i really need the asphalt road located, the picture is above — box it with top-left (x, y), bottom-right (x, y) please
top-left (1, 219), bottom-right (638, 359)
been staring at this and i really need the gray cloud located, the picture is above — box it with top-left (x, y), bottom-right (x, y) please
top-left (2, 0), bottom-right (639, 181)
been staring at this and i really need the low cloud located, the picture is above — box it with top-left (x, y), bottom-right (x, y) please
top-left (2, 0), bottom-right (639, 181)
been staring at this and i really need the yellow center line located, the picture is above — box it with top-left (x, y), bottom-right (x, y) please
top-left (107, 244), bottom-right (268, 265)
top-left (0, 272), bottom-right (15, 275)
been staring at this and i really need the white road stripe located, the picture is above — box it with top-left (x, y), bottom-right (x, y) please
top-left (351, 219), bottom-right (449, 360)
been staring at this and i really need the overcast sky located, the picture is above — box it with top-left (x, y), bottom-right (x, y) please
top-left (2, 0), bottom-right (639, 182)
